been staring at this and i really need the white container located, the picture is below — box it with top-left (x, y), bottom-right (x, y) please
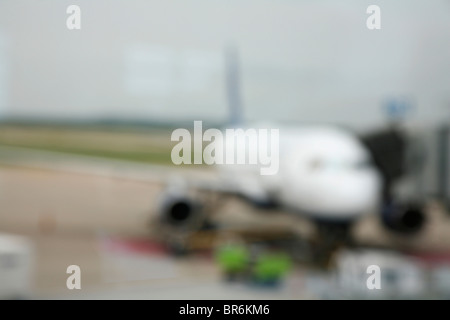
top-left (0, 233), bottom-right (33, 299)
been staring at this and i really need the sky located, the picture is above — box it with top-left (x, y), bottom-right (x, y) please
top-left (0, 0), bottom-right (449, 131)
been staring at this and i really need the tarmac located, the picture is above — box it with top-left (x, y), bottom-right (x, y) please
top-left (1, 146), bottom-right (450, 299)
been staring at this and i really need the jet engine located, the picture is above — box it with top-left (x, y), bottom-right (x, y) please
top-left (157, 188), bottom-right (206, 235)
top-left (381, 201), bottom-right (426, 233)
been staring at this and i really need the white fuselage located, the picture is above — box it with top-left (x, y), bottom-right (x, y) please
top-left (217, 125), bottom-right (382, 222)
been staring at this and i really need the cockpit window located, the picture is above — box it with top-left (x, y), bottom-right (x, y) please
top-left (309, 158), bottom-right (323, 171)
top-left (353, 158), bottom-right (372, 169)
top-left (306, 157), bottom-right (372, 171)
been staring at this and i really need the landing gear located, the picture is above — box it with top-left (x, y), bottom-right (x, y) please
top-left (312, 221), bottom-right (354, 268)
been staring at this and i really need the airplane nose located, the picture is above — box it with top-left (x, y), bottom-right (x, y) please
top-left (287, 168), bottom-right (381, 219)
top-left (331, 170), bottom-right (380, 207)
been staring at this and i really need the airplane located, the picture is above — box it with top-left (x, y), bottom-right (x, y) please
top-left (154, 47), bottom-right (426, 257)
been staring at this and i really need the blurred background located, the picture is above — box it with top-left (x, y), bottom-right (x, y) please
top-left (1, 0), bottom-right (450, 299)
